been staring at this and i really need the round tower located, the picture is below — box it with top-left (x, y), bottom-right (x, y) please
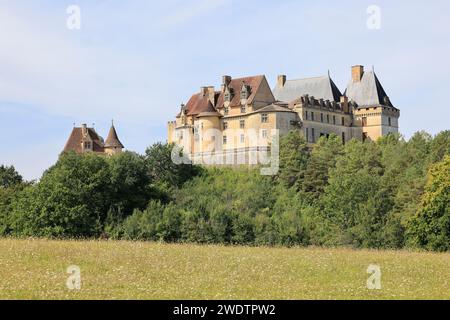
top-left (104, 121), bottom-right (124, 155)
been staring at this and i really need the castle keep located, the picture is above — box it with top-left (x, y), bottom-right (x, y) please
top-left (168, 65), bottom-right (399, 164)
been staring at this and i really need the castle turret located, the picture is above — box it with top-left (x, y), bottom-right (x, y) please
top-left (104, 121), bottom-right (124, 155)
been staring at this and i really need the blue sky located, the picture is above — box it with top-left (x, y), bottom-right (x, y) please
top-left (1, 0), bottom-right (449, 180)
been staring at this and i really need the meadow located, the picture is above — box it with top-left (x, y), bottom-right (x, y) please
top-left (0, 239), bottom-right (449, 300)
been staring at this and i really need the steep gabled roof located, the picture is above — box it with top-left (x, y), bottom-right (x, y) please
top-left (216, 75), bottom-right (269, 108)
top-left (185, 93), bottom-right (218, 116)
top-left (344, 71), bottom-right (394, 108)
top-left (63, 127), bottom-right (105, 154)
top-left (104, 125), bottom-right (124, 148)
top-left (273, 75), bottom-right (342, 103)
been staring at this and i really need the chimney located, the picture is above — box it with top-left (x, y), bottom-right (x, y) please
top-left (340, 96), bottom-right (349, 113)
top-left (200, 86), bottom-right (208, 96)
top-left (221, 75), bottom-right (232, 92)
top-left (81, 123), bottom-right (87, 136)
top-left (207, 86), bottom-right (215, 104)
top-left (277, 75), bottom-right (286, 87)
top-left (351, 65), bottom-right (364, 82)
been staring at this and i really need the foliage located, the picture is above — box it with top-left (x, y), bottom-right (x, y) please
top-left (1, 131), bottom-right (449, 251)
top-left (407, 156), bottom-right (450, 251)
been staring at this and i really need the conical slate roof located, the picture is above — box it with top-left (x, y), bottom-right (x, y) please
top-left (344, 71), bottom-right (394, 108)
top-left (104, 124), bottom-right (124, 148)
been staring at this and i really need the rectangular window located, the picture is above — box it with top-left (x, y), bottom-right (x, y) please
top-left (311, 112), bottom-right (315, 121)
top-left (341, 117), bottom-right (345, 126)
top-left (362, 117), bottom-right (367, 126)
top-left (342, 132), bottom-right (345, 145)
top-left (311, 128), bottom-right (315, 143)
top-left (261, 113), bottom-right (268, 123)
top-left (388, 117), bottom-right (392, 126)
top-left (305, 111), bottom-right (308, 120)
top-left (320, 113), bottom-right (324, 122)
top-left (194, 133), bottom-right (199, 141)
top-left (241, 105), bottom-right (246, 113)
top-left (223, 121), bottom-right (228, 130)
top-left (224, 107), bottom-right (229, 115)
top-left (262, 129), bottom-right (268, 138)
top-left (240, 120), bottom-right (245, 129)
top-left (223, 135), bottom-right (227, 145)
top-left (333, 115), bottom-right (336, 124)
top-left (327, 114), bottom-right (330, 123)
top-left (240, 134), bottom-right (245, 143)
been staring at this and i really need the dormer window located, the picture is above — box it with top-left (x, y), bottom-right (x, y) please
top-left (240, 85), bottom-right (250, 100)
top-left (224, 107), bottom-right (229, 115)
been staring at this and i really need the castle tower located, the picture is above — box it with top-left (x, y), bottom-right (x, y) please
top-left (104, 121), bottom-right (124, 155)
top-left (345, 65), bottom-right (400, 142)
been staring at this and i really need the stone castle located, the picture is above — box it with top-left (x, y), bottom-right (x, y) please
top-left (168, 65), bottom-right (399, 164)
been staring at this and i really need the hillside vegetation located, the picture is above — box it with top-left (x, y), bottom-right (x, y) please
top-left (0, 131), bottom-right (449, 251)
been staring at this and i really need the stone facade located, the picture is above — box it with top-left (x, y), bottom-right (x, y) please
top-left (168, 65), bottom-right (400, 164)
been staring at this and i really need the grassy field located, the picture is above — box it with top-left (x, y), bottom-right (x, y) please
top-left (0, 239), bottom-right (449, 300)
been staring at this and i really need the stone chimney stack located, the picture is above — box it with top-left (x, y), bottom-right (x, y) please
top-left (277, 75), bottom-right (286, 87)
top-left (340, 96), bottom-right (349, 113)
top-left (207, 86), bottom-right (215, 104)
top-left (81, 123), bottom-right (87, 136)
top-left (221, 75), bottom-right (232, 92)
top-left (352, 65), bottom-right (364, 82)
top-left (200, 86), bottom-right (208, 96)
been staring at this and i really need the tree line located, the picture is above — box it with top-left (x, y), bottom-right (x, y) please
top-left (0, 130), bottom-right (448, 251)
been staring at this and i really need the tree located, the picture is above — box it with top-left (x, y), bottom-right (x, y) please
top-left (278, 130), bottom-right (309, 189)
top-left (9, 152), bottom-right (111, 237)
top-left (407, 155), bottom-right (450, 251)
top-left (0, 165), bottom-right (23, 188)
top-left (320, 140), bottom-right (387, 247)
top-left (302, 134), bottom-right (344, 200)
top-left (145, 143), bottom-right (201, 188)
top-left (107, 151), bottom-right (152, 216)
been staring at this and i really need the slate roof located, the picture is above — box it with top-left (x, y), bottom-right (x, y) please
top-left (63, 127), bottom-right (105, 154)
top-left (344, 71), bottom-right (395, 108)
top-left (273, 75), bottom-right (342, 103)
top-left (104, 125), bottom-right (124, 148)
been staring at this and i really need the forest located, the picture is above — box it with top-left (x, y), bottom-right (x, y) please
top-left (0, 130), bottom-right (448, 251)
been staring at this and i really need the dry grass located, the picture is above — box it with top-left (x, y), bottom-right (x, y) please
top-left (0, 238), bottom-right (449, 300)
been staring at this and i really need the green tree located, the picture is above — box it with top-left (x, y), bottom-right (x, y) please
top-left (278, 130), bottom-right (309, 189)
top-left (0, 165), bottom-right (23, 188)
top-left (302, 134), bottom-right (344, 200)
top-left (108, 151), bottom-right (152, 216)
top-left (9, 152), bottom-right (111, 237)
top-left (321, 140), bottom-right (388, 247)
top-left (407, 155), bottom-right (450, 251)
top-left (145, 142), bottom-right (201, 188)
